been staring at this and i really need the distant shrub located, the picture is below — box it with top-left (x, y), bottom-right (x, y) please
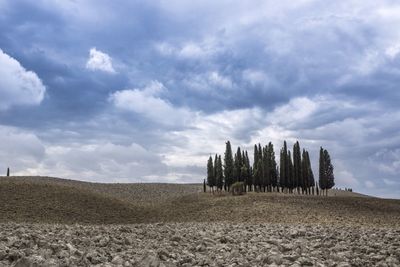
top-left (230, 182), bottom-right (246, 195)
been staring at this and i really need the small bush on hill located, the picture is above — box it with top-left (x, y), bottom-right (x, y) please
top-left (231, 182), bottom-right (246, 195)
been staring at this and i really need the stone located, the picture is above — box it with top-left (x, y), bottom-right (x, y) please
top-left (112, 255), bottom-right (124, 265)
top-left (136, 253), bottom-right (160, 267)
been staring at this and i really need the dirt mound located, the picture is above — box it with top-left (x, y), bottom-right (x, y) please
top-left (0, 179), bottom-right (154, 224)
top-left (0, 176), bottom-right (202, 205)
top-left (0, 176), bottom-right (399, 227)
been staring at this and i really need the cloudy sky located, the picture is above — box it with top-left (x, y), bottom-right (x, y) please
top-left (0, 0), bottom-right (400, 198)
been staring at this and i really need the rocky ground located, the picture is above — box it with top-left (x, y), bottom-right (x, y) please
top-left (1, 222), bottom-right (399, 267)
top-left (1, 177), bottom-right (399, 266)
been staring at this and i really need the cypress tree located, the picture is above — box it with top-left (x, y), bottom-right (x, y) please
top-left (262, 146), bottom-right (268, 192)
top-left (280, 142), bottom-right (287, 193)
top-left (323, 148), bottom-right (335, 195)
top-left (241, 164), bottom-right (248, 192)
top-left (207, 156), bottom-right (214, 192)
top-left (214, 154), bottom-right (218, 184)
top-left (268, 142), bottom-right (278, 191)
top-left (236, 147), bottom-right (242, 181)
top-left (253, 145), bottom-right (259, 192)
top-left (254, 160), bottom-right (263, 192)
top-left (319, 147), bottom-right (329, 195)
top-left (216, 155), bottom-right (224, 191)
top-left (284, 141), bottom-right (290, 192)
top-left (319, 147), bottom-right (325, 192)
top-left (245, 151), bottom-right (252, 191)
top-left (258, 144), bottom-right (264, 191)
top-left (224, 141), bottom-right (234, 191)
top-left (288, 151), bottom-right (294, 193)
top-left (233, 154), bottom-right (239, 183)
top-left (306, 151), bottom-right (315, 193)
top-left (203, 179), bottom-right (206, 193)
top-left (301, 149), bottom-right (308, 194)
top-left (293, 141), bottom-right (302, 194)
top-left (241, 151), bottom-right (247, 186)
top-left (264, 144), bottom-right (273, 192)
top-left (232, 147), bottom-right (243, 182)
top-left (6, 167), bottom-right (10, 177)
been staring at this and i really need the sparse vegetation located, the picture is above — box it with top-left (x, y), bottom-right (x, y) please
top-left (230, 181), bottom-right (245, 195)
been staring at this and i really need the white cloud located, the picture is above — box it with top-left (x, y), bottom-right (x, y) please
top-left (155, 38), bottom-right (222, 60)
top-left (86, 47), bottom-right (115, 73)
top-left (0, 126), bottom-right (45, 173)
top-left (37, 142), bottom-right (167, 182)
top-left (208, 72), bottom-right (233, 89)
top-left (335, 170), bottom-right (360, 188)
top-left (0, 49), bottom-right (46, 110)
top-left (110, 81), bottom-right (192, 127)
top-left (179, 43), bottom-right (205, 58)
top-left (242, 69), bottom-right (269, 85)
top-left (267, 97), bottom-right (318, 126)
top-left (372, 148), bottom-right (400, 175)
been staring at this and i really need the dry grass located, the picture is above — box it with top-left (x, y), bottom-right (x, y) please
top-left (0, 176), bottom-right (399, 227)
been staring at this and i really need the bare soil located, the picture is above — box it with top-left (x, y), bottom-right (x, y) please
top-left (0, 176), bottom-right (399, 227)
top-left (0, 176), bottom-right (399, 266)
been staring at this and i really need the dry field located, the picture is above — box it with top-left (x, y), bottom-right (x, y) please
top-left (0, 176), bottom-right (399, 266)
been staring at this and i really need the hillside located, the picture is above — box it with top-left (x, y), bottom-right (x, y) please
top-left (0, 178), bottom-right (155, 224)
top-left (1, 176), bottom-right (400, 266)
top-left (0, 176), bottom-right (399, 227)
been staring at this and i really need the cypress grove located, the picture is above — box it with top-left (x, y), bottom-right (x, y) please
top-left (205, 140), bottom-right (334, 196)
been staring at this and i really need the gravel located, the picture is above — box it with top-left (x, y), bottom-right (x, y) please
top-left (1, 222), bottom-right (399, 267)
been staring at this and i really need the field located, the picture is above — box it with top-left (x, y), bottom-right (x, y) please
top-left (0, 176), bottom-right (399, 266)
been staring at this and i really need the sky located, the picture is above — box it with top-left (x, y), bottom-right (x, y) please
top-left (0, 0), bottom-right (399, 198)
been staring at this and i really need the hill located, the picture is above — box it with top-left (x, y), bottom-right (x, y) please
top-left (0, 176), bottom-right (399, 227)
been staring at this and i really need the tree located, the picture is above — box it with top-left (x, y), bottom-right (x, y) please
top-left (207, 156), bottom-right (215, 192)
top-left (236, 147), bottom-right (242, 181)
top-left (268, 142), bottom-right (278, 191)
top-left (254, 161), bottom-right (263, 192)
top-left (280, 141), bottom-right (288, 192)
top-left (293, 141), bottom-right (302, 194)
top-left (302, 149), bottom-right (314, 195)
top-left (262, 146), bottom-right (268, 192)
top-left (6, 167), bottom-right (10, 177)
top-left (319, 147), bottom-right (325, 193)
top-left (203, 179), bottom-right (206, 193)
top-left (214, 154), bottom-right (218, 182)
top-left (253, 144), bottom-right (259, 191)
top-left (305, 151), bottom-right (315, 192)
top-left (245, 151), bottom-right (252, 191)
top-left (224, 141), bottom-right (234, 191)
top-left (319, 147), bottom-right (335, 195)
top-left (288, 151), bottom-right (294, 193)
top-left (233, 154), bottom-right (239, 183)
top-left (216, 155), bottom-right (224, 191)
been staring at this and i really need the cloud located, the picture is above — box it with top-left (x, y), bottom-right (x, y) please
top-left (335, 170), bottom-right (359, 188)
top-left (86, 47), bottom-right (115, 73)
top-left (0, 49), bottom-right (46, 110)
top-left (38, 142), bottom-right (168, 182)
top-left (365, 181), bottom-right (375, 189)
top-left (0, 126), bottom-right (45, 173)
top-left (109, 81), bottom-right (192, 127)
top-left (208, 72), bottom-right (233, 89)
top-left (2, 1), bottom-right (400, 198)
